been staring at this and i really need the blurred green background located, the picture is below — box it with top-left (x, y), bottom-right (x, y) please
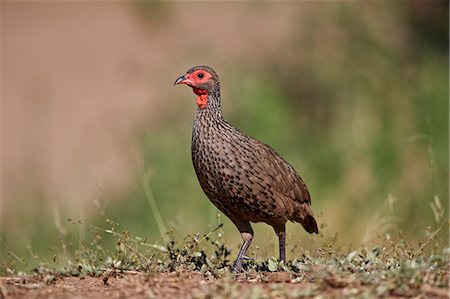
top-left (1, 1), bottom-right (448, 272)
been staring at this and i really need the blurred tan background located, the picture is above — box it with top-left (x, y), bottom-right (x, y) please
top-left (3, 2), bottom-right (305, 208)
top-left (1, 1), bottom-right (448, 270)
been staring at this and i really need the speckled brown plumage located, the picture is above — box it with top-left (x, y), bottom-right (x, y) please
top-left (175, 66), bottom-right (318, 272)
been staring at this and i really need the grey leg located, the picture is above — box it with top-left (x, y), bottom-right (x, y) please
top-left (274, 224), bottom-right (286, 263)
top-left (231, 221), bottom-right (253, 273)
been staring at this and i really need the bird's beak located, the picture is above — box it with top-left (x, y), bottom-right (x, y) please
top-left (174, 74), bottom-right (194, 86)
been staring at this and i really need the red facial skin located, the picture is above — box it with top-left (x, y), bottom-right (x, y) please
top-left (176, 70), bottom-right (212, 109)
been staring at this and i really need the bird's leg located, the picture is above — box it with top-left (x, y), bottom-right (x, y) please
top-left (274, 224), bottom-right (286, 263)
top-left (231, 222), bottom-right (253, 273)
top-left (232, 232), bottom-right (253, 273)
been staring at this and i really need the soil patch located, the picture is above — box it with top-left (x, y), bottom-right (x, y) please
top-left (1, 270), bottom-right (448, 299)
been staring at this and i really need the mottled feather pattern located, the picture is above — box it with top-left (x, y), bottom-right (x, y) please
top-left (176, 65), bottom-right (317, 271)
top-left (192, 106), bottom-right (318, 233)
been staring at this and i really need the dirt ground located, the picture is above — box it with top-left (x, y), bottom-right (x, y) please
top-left (1, 270), bottom-right (448, 299)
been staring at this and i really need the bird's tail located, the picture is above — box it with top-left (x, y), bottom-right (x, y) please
top-left (301, 214), bottom-right (319, 234)
top-left (294, 203), bottom-right (319, 234)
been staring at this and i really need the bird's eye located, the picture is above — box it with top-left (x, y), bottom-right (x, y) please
top-left (197, 73), bottom-right (204, 79)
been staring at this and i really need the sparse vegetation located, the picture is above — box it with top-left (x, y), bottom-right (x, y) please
top-left (1, 217), bottom-right (448, 298)
top-left (1, 1), bottom-right (448, 298)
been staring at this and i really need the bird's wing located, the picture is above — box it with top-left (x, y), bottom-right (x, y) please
top-left (250, 139), bottom-right (312, 206)
top-left (250, 138), bottom-right (319, 233)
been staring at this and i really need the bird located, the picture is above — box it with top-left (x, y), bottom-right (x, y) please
top-left (174, 66), bottom-right (318, 272)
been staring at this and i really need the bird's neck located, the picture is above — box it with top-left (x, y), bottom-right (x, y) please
top-left (194, 89), bottom-right (223, 122)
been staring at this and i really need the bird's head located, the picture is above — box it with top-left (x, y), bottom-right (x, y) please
top-left (174, 66), bottom-right (220, 109)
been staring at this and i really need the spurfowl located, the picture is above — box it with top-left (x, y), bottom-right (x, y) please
top-left (174, 66), bottom-right (318, 272)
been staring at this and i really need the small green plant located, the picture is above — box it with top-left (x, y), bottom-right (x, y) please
top-left (1, 215), bottom-right (448, 298)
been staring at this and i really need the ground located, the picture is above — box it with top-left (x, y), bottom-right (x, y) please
top-left (1, 224), bottom-right (448, 298)
top-left (1, 268), bottom-right (448, 299)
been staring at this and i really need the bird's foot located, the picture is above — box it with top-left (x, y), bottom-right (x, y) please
top-left (231, 260), bottom-right (242, 273)
top-left (231, 256), bottom-right (255, 273)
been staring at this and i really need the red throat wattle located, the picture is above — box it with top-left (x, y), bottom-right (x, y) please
top-left (193, 87), bottom-right (208, 109)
